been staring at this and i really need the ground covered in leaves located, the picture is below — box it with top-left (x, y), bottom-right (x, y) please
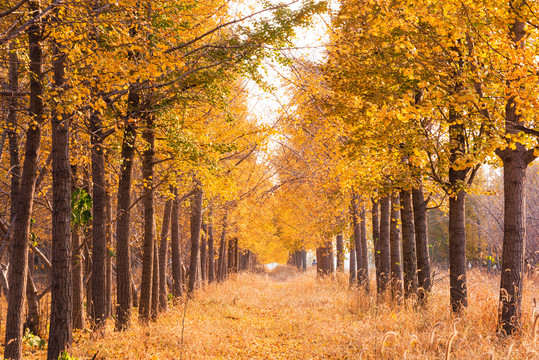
top-left (22, 267), bottom-right (539, 359)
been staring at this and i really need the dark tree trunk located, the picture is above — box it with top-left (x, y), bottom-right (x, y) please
top-left (159, 199), bottom-right (172, 311)
top-left (498, 148), bottom-right (531, 334)
top-left (400, 189), bottom-right (417, 298)
top-left (25, 272), bottom-right (40, 336)
top-left (207, 214), bottom-right (215, 283)
top-left (90, 110), bottom-right (107, 327)
top-left (349, 236), bottom-right (357, 287)
top-left (351, 195), bottom-right (360, 286)
top-left (448, 112), bottom-right (468, 313)
top-left (227, 239), bottom-right (234, 274)
top-left (72, 223), bottom-right (84, 330)
top-left (105, 191), bottom-right (113, 318)
top-left (170, 190), bottom-right (183, 300)
top-left (359, 204), bottom-right (369, 291)
top-left (200, 228), bottom-right (207, 284)
top-left (372, 198), bottom-right (381, 292)
top-left (188, 187), bottom-right (203, 294)
top-left (217, 212), bottom-right (228, 281)
top-left (301, 249), bottom-right (307, 271)
top-left (151, 236), bottom-right (159, 320)
top-left (47, 42), bottom-right (73, 360)
top-left (139, 112), bottom-right (155, 322)
top-left (4, 13), bottom-right (43, 358)
top-left (497, 14), bottom-right (536, 334)
top-left (336, 234), bottom-right (344, 271)
top-left (378, 195), bottom-right (391, 294)
top-left (115, 104), bottom-right (137, 330)
top-left (234, 239), bottom-right (239, 273)
top-left (412, 182), bottom-right (431, 304)
top-left (389, 193), bottom-right (403, 300)
top-left (7, 43), bottom-right (20, 223)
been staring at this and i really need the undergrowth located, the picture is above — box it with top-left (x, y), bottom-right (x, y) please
top-left (18, 267), bottom-right (539, 359)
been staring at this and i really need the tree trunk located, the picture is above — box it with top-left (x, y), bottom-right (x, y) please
top-left (351, 195), bottom-right (361, 286)
top-left (349, 236), bottom-right (357, 286)
top-left (448, 114), bottom-right (468, 313)
top-left (372, 198), bottom-right (381, 292)
top-left (234, 239), bottom-right (239, 273)
top-left (7, 43), bottom-right (20, 223)
top-left (378, 195), bottom-right (391, 295)
top-left (497, 13), bottom-right (536, 334)
top-left (400, 189), bottom-right (417, 298)
top-left (25, 272), bottom-right (40, 337)
top-left (105, 190), bottom-right (113, 318)
top-left (47, 41), bottom-right (73, 359)
top-left (72, 223), bottom-right (84, 330)
top-left (139, 112), bottom-right (155, 322)
top-left (336, 234), bottom-right (344, 271)
top-left (4, 12), bottom-right (43, 358)
top-left (114, 103), bottom-right (137, 330)
top-left (151, 236), bottom-right (159, 320)
top-left (170, 191), bottom-right (183, 300)
top-left (217, 212), bottom-right (228, 281)
top-left (412, 181), bottom-right (431, 304)
top-left (498, 148), bottom-right (531, 334)
top-left (159, 199), bottom-right (172, 311)
top-left (90, 110), bottom-right (107, 327)
top-left (301, 249), bottom-right (307, 271)
top-left (188, 187), bottom-right (203, 294)
top-left (359, 204), bottom-right (369, 291)
top-left (207, 214), bottom-right (215, 283)
top-left (200, 228), bottom-right (207, 284)
top-left (390, 193), bottom-right (403, 300)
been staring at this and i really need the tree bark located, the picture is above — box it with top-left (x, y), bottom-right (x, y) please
top-left (105, 190), bottom-right (113, 318)
top-left (139, 112), bottom-right (155, 322)
top-left (378, 195), bottom-right (391, 295)
top-left (390, 193), bottom-right (403, 300)
top-left (400, 189), bottom-right (417, 298)
top-left (497, 13), bottom-right (536, 334)
top-left (200, 227), bottom-right (207, 284)
top-left (207, 213), bottom-right (215, 283)
top-left (234, 238), bottom-right (239, 273)
top-left (188, 186), bottom-right (203, 294)
top-left (336, 234), bottom-right (344, 271)
top-left (90, 110), bottom-right (107, 327)
top-left (498, 148), bottom-right (530, 334)
top-left (359, 203), bottom-right (369, 291)
top-left (7, 43), bottom-right (20, 223)
top-left (47, 41), bottom-right (73, 360)
top-left (4, 11), bottom-right (42, 357)
top-left (412, 181), bottom-right (431, 304)
top-left (448, 112), bottom-right (468, 312)
top-left (170, 190), bottom-right (183, 300)
top-left (72, 222), bottom-right (84, 330)
top-left (151, 235), bottom-right (159, 320)
top-left (372, 198), bottom-right (381, 292)
top-left (349, 236), bottom-right (357, 286)
top-left (217, 212), bottom-right (228, 281)
top-left (25, 272), bottom-right (40, 337)
top-left (159, 199), bottom-right (172, 311)
top-left (114, 101), bottom-right (137, 330)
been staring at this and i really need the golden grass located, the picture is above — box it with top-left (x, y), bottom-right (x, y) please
top-left (18, 267), bottom-right (539, 359)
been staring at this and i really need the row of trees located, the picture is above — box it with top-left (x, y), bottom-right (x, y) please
top-left (0, 0), bottom-right (326, 359)
top-left (272, 0), bottom-right (538, 338)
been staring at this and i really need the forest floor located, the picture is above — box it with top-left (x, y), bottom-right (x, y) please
top-left (18, 267), bottom-right (539, 359)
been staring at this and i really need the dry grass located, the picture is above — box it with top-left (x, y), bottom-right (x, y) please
top-left (17, 267), bottom-right (539, 359)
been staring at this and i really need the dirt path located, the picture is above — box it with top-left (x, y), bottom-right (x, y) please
top-left (23, 267), bottom-right (539, 359)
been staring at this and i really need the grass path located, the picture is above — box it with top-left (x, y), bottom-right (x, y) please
top-left (23, 267), bottom-right (539, 359)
